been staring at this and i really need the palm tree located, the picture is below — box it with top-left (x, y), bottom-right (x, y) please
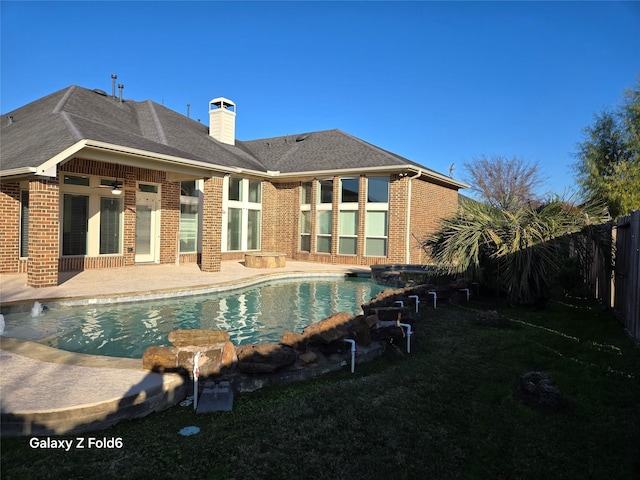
top-left (422, 198), bottom-right (609, 304)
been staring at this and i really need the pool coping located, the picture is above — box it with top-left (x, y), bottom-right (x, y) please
top-left (1, 269), bottom-right (371, 312)
top-left (0, 263), bottom-right (380, 436)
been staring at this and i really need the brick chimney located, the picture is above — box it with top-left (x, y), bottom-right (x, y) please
top-left (208, 98), bottom-right (236, 145)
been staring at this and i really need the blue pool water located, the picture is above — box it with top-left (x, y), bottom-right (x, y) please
top-left (2, 277), bottom-right (387, 358)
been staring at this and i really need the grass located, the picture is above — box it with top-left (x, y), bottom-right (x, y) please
top-left (2, 293), bottom-right (639, 479)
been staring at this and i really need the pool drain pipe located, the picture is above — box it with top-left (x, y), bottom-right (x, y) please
top-left (343, 339), bottom-right (356, 373)
top-left (460, 288), bottom-right (470, 301)
top-left (394, 300), bottom-right (404, 308)
top-left (428, 291), bottom-right (437, 309)
top-left (193, 352), bottom-right (200, 411)
top-left (397, 322), bottom-right (413, 353)
top-left (408, 295), bottom-right (419, 313)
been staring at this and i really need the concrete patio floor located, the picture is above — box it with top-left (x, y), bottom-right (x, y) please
top-left (0, 261), bottom-right (371, 436)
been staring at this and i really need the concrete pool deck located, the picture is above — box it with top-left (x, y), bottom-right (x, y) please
top-left (0, 261), bottom-right (371, 436)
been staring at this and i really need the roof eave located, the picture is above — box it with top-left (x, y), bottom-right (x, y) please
top-left (270, 164), bottom-right (469, 189)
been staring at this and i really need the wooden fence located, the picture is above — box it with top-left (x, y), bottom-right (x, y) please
top-left (585, 210), bottom-right (640, 342)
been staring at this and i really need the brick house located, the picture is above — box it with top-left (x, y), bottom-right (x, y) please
top-left (0, 85), bottom-right (467, 287)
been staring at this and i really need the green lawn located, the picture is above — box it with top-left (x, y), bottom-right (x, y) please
top-left (2, 294), bottom-right (639, 479)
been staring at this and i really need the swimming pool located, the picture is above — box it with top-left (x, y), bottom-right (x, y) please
top-left (1, 277), bottom-right (387, 358)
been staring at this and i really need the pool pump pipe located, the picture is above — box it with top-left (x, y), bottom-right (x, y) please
top-left (398, 322), bottom-right (412, 353)
top-left (193, 352), bottom-right (200, 411)
top-left (343, 339), bottom-right (356, 373)
top-left (408, 295), bottom-right (419, 313)
top-left (394, 300), bottom-right (404, 307)
top-left (428, 291), bottom-right (437, 309)
top-left (460, 288), bottom-right (470, 301)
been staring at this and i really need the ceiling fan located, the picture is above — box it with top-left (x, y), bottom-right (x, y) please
top-left (98, 178), bottom-right (125, 195)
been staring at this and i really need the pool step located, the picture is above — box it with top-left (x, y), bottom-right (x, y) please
top-left (196, 381), bottom-right (234, 413)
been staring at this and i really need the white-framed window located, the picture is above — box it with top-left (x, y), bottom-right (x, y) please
top-left (316, 179), bottom-right (333, 254)
top-left (180, 180), bottom-right (200, 253)
top-left (20, 189), bottom-right (29, 258)
top-left (365, 177), bottom-right (389, 256)
top-left (60, 174), bottom-right (123, 257)
top-left (338, 177), bottom-right (359, 255)
top-left (223, 177), bottom-right (262, 251)
top-left (300, 182), bottom-right (312, 252)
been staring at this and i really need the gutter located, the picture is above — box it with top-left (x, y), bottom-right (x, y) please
top-left (3, 140), bottom-right (471, 191)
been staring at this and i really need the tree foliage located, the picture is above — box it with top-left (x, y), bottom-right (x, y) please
top-left (422, 198), bottom-right (609, 305)
top-left (574, 78), bottom-right (640, 218)
top-left (462, 155), bottom-right (546, 211)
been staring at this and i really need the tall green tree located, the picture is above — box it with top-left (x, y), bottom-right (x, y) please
top-left (574, 78), bottom-right (640, 218)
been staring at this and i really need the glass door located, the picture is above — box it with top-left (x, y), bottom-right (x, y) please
top-left (135, 187), bottom-right (160, 263)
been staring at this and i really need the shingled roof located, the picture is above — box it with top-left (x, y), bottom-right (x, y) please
top-left (1, 85), bottom-right (466, 189)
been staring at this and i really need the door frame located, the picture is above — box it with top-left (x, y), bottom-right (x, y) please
top-left (135, 184), bottom-right (161, 263)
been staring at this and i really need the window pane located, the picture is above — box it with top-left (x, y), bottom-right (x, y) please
top-left (319, 179), bottom-right (333, 203)
top-left (227, 208), bottom-right (242, 250)
top-left (139, 183), bottom-right (158, 193)
top-left (366, 211), bottom-right (388, 236)
top-left (339, 237), bottom-right (357, 255)
top-left (247, 209), bottom-right (261, 250)
top-left (300, 211), bottom-right (311, 234)
top-left (228, 178), bottom-right (242, 201)
top-left (248, 180), bottom-right (261, 203)
top-left (63, 194), bottom-right (88, 255)
top-left (317, 236), bottom-right (331, 253)
top-left (63, 175), bottom-right (90, 186)
top-left (317, 211), bottom-right (332, 235)
top-left (181, 181), bottom-right (197, 197)
top-left (100, 197), bottom-right (121, 254)
top-left (339, 211), bottom-right (358, 236)
top-left (341, 178), bottom-right (359, 203)
top-left (301, 182), bottom-right (312, 204)
top-left (180, 203), bottom-right (198, 253)
top-left (300, 235), bottom-right (310, 252)
top-left (366, 238), bottom-right (387, 257)
top-left (20, 190), bottom-right (29, 258)
top-left (367, 177), bottom-right (389, 203)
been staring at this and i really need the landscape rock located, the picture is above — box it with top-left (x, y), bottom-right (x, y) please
top-left (236, 343), bottom-right (297, 373)
top-left (301, 311), bottom-right (354, 344)
top-left (299, 351), bottom-right (318, 364)
top-left (142, 346), bottom-right (180, 373)
top-left (280, 331), bottom-right (306, 349)
top-left (516, 371), bottom-right (566, 413)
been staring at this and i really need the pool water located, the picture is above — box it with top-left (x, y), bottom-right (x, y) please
top-left (2, 278), bottom-right (387, 358)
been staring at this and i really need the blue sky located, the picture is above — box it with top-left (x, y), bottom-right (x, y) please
top-left (1, 1), bottom-right (638, 197)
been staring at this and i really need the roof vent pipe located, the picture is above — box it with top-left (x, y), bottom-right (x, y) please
top-left (6, 115), bottom-right (13, 126)
top-left (118, 84), bottom-right (124, 103)
top-left (111, 74), bottom-right (117, 98)
top-left (187, 104), bottom-right (190, 118)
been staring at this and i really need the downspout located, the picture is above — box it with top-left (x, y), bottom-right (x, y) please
top-left (405, 170), bottom-right (422, 263)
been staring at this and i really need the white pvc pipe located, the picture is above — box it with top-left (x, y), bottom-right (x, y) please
top-left (398, 323), bottom-right (412, 353)
top-left (408, 295), bottom-right (419, 313)
top-left (428, 291), bottom-right (437, 308)
top-left (394, 300), bottom-right (404, 307)
top-left (193, 352), bottom-right (200, 411)
top-left (460, 288), bottom-right (470, 301)
top-left (343, 339), bottom-right (356, 373)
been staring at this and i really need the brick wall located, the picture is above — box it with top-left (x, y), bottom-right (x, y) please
top-left (201, 176), bottom-right (223, 272)
top-left (387, 174), bottom-right (409, 263)
top-left (160, 179), bottom-right (180, 264)
top-left (27, 177), bottom-right (60, 287)
top-left (408, 178), bottom-right (459, 264)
